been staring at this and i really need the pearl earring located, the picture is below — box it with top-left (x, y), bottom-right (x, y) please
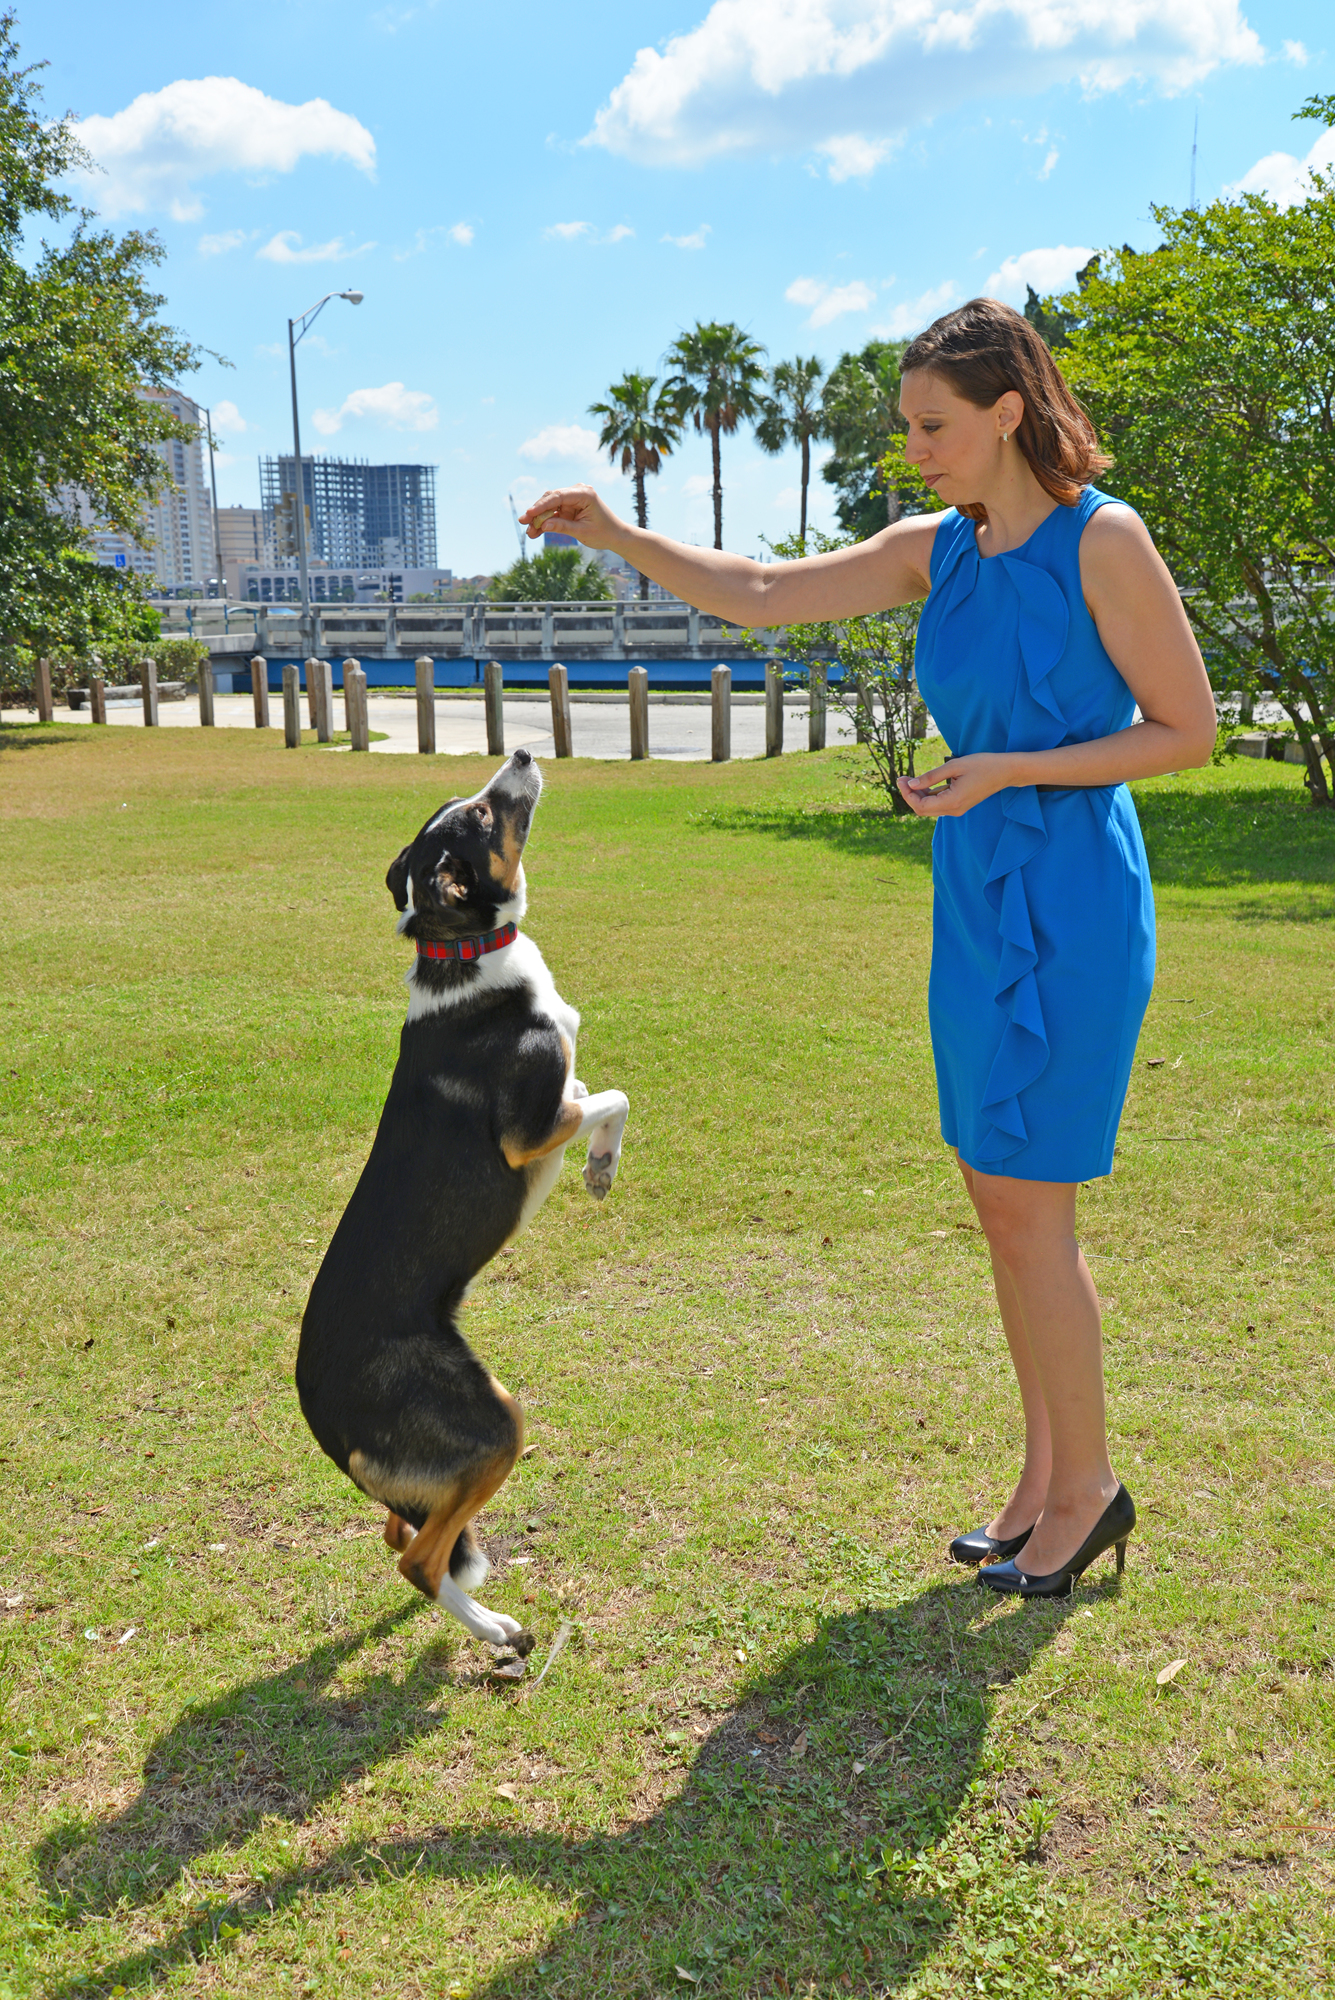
top-left (1001, 431), bottom-right (1009, 443)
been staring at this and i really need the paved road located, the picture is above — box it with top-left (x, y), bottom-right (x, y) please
top-left (14, 690), bottom-right (861, 761)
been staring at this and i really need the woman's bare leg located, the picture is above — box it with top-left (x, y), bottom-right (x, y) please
top-left (958, 1158), bottom-right (1052, 1538)
top-left (965, 1166), bottom-right (1119, 1575)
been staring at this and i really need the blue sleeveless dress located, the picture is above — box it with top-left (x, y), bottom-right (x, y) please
top-left (913, 487), bottom-right (1155, 1183)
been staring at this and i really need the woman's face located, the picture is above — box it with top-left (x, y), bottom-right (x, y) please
top-left (899, 369), bottom-right (1023, 506)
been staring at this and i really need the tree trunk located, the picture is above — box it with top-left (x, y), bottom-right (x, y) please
top-left (710, 418), bottom-right (723, 551)
top-left (634, 455), bottom-right (650, 600)
top-left (799, 431), bottom-right (810, 547)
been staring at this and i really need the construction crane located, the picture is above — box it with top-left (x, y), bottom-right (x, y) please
top-left (507, 492), bottom-right (527, 558)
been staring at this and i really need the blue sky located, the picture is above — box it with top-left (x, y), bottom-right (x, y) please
top-left (22, 0), bottom-right (1334, 573)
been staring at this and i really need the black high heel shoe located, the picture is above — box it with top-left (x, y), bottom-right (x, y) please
top-left (976, 1486), bottom-right (1135, 1599)
top-left (949, 1522), bottom-right (1035, 1567)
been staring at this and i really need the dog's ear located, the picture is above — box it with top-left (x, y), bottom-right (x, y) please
top-left (434, 852), bottom-right (475, 905)
top-left (386, 845), bottom-right (413, 911)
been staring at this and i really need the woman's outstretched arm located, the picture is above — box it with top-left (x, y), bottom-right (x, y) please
top-left (518, 483), bottom-right (942, 625)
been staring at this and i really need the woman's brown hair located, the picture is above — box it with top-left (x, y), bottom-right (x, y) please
top-left (899, 297), bottom-right (1111, 521)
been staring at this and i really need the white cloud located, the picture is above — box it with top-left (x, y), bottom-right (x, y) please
top-left (682, 473), bottom-right (713, 498)
top-left (1039, 147), bottom-right (1059, 178)
top-left (871, 279), bottom-right (960, 339)
top-left (1282, 39), bottom-right (1307, 64)
top-left (312, 383), bottom-right (439, 435)
top-left (518, 424), bottom-right (603, 464)
top-left (198, 227), bottom-right (250, 256)
top-left (257, 230), bottom-right (375, 264)
top-left (543, 219), bottom-right (634, 244)
top-left (785, 274), bottom-right (877, 326)
top-left (662, 223), bottom-right (711, 248)
top-left (394, 220), bottom-right (475, 260)
top-left (585, 0), bottom-right (1262, 177)
top-left (70, 76), bottom-right (375, 220)
top-left (210, 399), bottom-right (248, 434)
top-left (816, 133), bottom-right (893, 181)
top-left (1227, 126), bottom-right (1335, 208)
top-left (982, 244), bottom-right (1094, 306)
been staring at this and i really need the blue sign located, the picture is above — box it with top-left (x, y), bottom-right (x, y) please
top-left (113, 553), bottom-right (127, 568)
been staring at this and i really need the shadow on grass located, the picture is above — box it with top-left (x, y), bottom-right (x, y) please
top-left (695, 784), bottom-right (1335, 909)
top-left (1130, 782), bottom-right (1334, 898)
top-left (0, 722), bottom-right (87, 752)
top-left (33, 1575), bottom-right (1105, 1996)
top-left (690, 802), bottom-right (936, 872)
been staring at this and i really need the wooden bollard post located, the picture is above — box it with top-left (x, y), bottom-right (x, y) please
top-left (415, 657), bottom-right (436, 755)
top-left (342, 660), bottom-right (357, 736)
top-left (484, 660), bottom-right (504, 756)
top-left (305, 658), bottom-right (320, 728)
top-left (250, 656), bottom-right (269, 729)
top-left (282, 663), bottom-right (301, 748)
top-left (34, 657), bottom-right (53, 722)
top-left (198, 660), bottom-right (215, 727)
top-left (765, 659), bottom-right (784, 758)
top-left (315, 660), bottom-right (333, 744)
top-left (711, 664), bottom-right (731, 762)
top-left (346, 661), bottom-right (369, 753)
top-left (628, 665), bottom-right (649, 761)
top-left (549, 662), bottom-right (572, 757)
top-left (809, 661), bottom-right (827, 752)
top-left (89, 667), bottom-right (107, 727)
top-left (140, 658), bottom-right (159, 727)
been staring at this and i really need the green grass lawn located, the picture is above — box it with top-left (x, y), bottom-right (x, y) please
top-left (1, 723), bottom-right (1332, 1999)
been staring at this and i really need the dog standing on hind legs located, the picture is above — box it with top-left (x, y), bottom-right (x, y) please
top-left (296, 750), bottom-right (629, 1658)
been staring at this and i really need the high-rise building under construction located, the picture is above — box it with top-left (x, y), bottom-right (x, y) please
top-left (259, 456), bottom-right (437, 571)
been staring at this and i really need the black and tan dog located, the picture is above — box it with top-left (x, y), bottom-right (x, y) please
top-left (296, 749), bottom-right (629, 1655)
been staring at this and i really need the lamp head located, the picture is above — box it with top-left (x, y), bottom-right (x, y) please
top-left (341, 290), bottom-right (364, 305)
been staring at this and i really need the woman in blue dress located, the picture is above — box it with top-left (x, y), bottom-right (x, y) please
top-left (522, 300), bottom-right (1216, 1598)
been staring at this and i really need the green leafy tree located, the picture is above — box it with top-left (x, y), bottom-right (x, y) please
top-left (1054, 123), bottom-right (1335, 805)
top-left (749, 528), bottom-right (927, 811)
top-left (819, 339), bottom-right (917, 539)
top-left (488, 545), bottom-right (613, 603)
top-left (0, 11), bottom-right (202, 697)
top-left (588, 371), bottom-right (683, 597)
top-left (754, 355), bottom-right (828, 547)
top-left (1022, 254), bottom-right (1102, 349)
top-left (663, 320), bottom-right (767, 549)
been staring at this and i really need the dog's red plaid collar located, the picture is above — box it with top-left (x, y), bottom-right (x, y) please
top-left (415, 922), bottom-right (518, 963)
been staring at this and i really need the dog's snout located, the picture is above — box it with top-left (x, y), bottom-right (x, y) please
top-left (511, 748), bottom-right (533, 769)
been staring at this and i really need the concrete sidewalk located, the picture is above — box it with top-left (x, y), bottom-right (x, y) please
top-left (12, 690), bottom-right (859, 761)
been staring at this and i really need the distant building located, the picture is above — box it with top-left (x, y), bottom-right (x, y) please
top-left (73, 386), bottom-right (214, 590)
top-left (216, 506), bottom-right (268, 600)
top-left (259, 456), bottom-right (438, 571)
top-left (239, 563), bottom-right (453, 607)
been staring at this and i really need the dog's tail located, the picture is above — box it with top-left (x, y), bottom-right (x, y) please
top-left (449, 1523), bottom-right (490, 1590)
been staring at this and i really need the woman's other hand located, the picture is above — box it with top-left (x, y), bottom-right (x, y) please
top-left (896, 754), bottom-right (1012, 817)
top-left (518, 485), bottom-right (624, 548)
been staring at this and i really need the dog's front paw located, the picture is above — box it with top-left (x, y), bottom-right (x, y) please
top-left (571, 1077), bottom-right (589, 1100)
top-left (582, 1150), bottom-right (614, 1200)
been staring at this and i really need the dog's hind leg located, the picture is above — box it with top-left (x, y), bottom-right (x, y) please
top-left (398, 1381), bottom-right (531, 1653)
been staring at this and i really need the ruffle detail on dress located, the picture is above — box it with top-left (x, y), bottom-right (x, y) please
top-left (970, 551), bottom-right (1071, 1168)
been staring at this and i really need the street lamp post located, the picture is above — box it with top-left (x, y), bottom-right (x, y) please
top-left (287, 288), bottom-right (363, 650)
top-left (202, 406), bottom-right (225, 610)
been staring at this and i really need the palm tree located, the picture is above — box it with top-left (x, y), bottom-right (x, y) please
top-left (663, 321), bottom-right (768, 550)
top-left (588, 372), bottom-right (684, 599)
top-left (755, 354), bottom-right (828, 547)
